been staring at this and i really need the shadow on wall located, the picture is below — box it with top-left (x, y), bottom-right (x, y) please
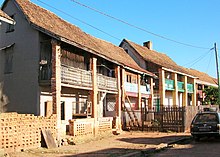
top-left (0, 83), bottom-right (8, 113)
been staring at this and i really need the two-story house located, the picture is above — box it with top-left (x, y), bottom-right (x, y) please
top-left (120, 39), bottom-right (197, 110)
top-left (0, 0), bottom-right (155, 135)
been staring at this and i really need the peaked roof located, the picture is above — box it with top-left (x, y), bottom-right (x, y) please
top-left (0, 9), bottom-right (15, 24)
top-left (185, 68), bottom-right (218, 86)
top-left (121, 39), bottom-right (195, 77)
top-left (2, 0), bottom-right (155, 77)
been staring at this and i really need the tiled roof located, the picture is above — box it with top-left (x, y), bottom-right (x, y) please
top-left (7, 0), bottom-right (155, 77)
top-left (185, 68), bottom-right (218, 85)
top-left (0, 9), bottom-right (15, 24)
top-left (122, 39), bottom-right (195, 76)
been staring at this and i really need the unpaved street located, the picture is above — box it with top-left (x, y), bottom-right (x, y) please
top-left (152, 137), bottom-right (220, 157)
top-left (5, 131), bottom-right (189, 157)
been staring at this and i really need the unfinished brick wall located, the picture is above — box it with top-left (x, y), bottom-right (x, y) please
top-left (0, 113), bottom-right (57, 152)
top-left (69, 117), bottom-right (113, 137)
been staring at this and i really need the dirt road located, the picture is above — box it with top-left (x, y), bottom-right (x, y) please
top-left (5, 131), bottom-right (190, 157)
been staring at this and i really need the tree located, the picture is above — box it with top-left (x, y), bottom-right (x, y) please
top-left (203, 86), bottom-right (219, 105)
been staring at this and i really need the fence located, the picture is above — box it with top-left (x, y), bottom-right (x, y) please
top-left (123, 105), bottom-right (219, 132)
top-left (0, 113), bottom-right (57, 152)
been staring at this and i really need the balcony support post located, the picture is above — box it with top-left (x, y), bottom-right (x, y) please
top-left (121, 68), bottom-right (126, 109)
top-left (159, 68), bottom-right (165, 107)
top-left (149, 77), bottom-right (154, 109)
top-left (91, 57), bottom-right (98, 135)
top-left (172, 73), bottom-right (178, 107)
top-left (183, 76), bottom-right (188, 106)
top-left (51, 39), bottom-right (61, 145)
top-left (192, 78), bottom-right (196, 106)
top-left (115, 66), bottom-right (122, 130)
top-left (138, 74), bottom-right (142, 109)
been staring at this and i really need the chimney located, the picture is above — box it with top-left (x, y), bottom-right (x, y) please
top-left (143, 41), bottom-right (153, 50)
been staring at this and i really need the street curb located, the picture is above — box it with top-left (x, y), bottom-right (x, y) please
top-left (119, 137), bottom-right (191, 157)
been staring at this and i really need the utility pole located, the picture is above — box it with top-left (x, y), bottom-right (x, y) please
top-left (214, 43), bottom-right (220, 105)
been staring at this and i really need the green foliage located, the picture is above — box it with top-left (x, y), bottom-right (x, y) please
top-left (203, 86), bottom-right (219, 105)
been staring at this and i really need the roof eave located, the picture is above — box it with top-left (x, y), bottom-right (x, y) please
top-left (0, 16), bottom-right (15, 25)
top-left (162, 67), bottom-right (198, 78)
top-left (196, 80), bottom-right (218, 87)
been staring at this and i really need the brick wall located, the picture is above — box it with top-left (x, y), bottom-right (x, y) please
top-left (0, 113), bottom-right (57, 152)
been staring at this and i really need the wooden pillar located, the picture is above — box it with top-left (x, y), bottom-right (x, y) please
top-left (192, 78), bottom-right (197, 106)
top-left (121, 68), bottom-right (126, 109)
top-left (183, 76), bottom-right (188, 107)
top-left (138, 74), bottom-right (142, 109)
top-left (115, 66), bottom-right (122, 130)
top-left (91, 57), bottom-right (98, 135)
top-left (159, 68), bottom-right (165, 107)
top-left (149, 77), bottom-right (154, 109)
top-left (202, 85), bottom-right (205, 102)
top-left (51, 39), bottom-right (61, 144)
top-left (172, 73), bottom-right (178, 107)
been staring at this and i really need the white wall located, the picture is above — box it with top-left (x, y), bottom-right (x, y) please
top-left (40, 93), bottom-right (75, 122)
top-left (165, 91), bottom-right (173, 107)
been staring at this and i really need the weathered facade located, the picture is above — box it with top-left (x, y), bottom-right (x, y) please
top-left (0, 0), bottom-right (155, 136)
top-left (120, 39), bottom-right (198, 109)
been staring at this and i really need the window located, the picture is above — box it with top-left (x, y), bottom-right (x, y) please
top-left (6, 15), bottom-right (15, 33)
top-left (4, 46), bottom-right (14, 74)
top-left (126, 74), bottom-right (132, 83)
top-left (61, 101), bottom-right (65, 120)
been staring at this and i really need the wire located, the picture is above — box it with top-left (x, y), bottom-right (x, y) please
top-left (70, 0), bottom-right (211, 50)
top-left (184, 49), bottom-right (213, 68)
top-left (36, 0), bottom-right (121, 41)
top-left (206, 50), bottom-right (213, 74)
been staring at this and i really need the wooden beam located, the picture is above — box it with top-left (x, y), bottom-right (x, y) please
top-left (159, 68), bottom-right (165, 107)
top-left (115, 66), bottom-right (122, 130)
top-left (51, 39), bottom-right (61, 145)
top-left (91, 57), bottom-right (98, 135)
top-left (172, 73), bottom-right (178, 107)
top-left (183, 76), bottom-right (188, 107)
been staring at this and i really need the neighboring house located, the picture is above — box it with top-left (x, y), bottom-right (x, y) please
top-left (120, 39), bottom-right (197, 109)
top-left (0, 0), bottom-right (155, 134)
top-left (185, 68), bottom-right (218, 105)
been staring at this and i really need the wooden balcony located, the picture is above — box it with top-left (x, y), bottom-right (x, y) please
top-left (97, 74), bottom-right (117, 92)
top-left (61, 64), bottom-right (92, 88)
top-left (39, 64), bottom-right (118, 92)
top-left (177, 81), bottom-right (185, 92)
top-left (187, 83), bottom-right (194, 93)
top-left (125, 82), bottom-right (151, 95)
top-left (165, 79), bottom-right (174, 90)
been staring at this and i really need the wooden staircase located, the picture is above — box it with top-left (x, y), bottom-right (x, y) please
top-left (124, 94), bottom-right (140, 127)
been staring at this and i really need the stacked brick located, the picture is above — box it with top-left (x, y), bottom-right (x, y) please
top-left (0, 113), bottom-right (57, 152)
top-left (69, 117), bottom-right (113, 137)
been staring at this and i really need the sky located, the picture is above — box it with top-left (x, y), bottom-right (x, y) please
top-left (1, 0), bottom-right (220, 78)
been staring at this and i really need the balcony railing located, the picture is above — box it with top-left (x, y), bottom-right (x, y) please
top-left (187, 83), bottom-right (194, 93)
top-left (177, 81), bottom-right (184, 92)
top-left (61, 64), bottom-right (92, 88)
top-left (165, 79), bottom-right (174, 90)
top-left (97, 74), bottom-right (117, 91)
top-left (125, 82), bottom-right (151, 95)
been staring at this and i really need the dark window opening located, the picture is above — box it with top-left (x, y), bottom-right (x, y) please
top-left (61, 101), bottom-right (65, 120)
top-left (6, 15), bottom-right (15, 33)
